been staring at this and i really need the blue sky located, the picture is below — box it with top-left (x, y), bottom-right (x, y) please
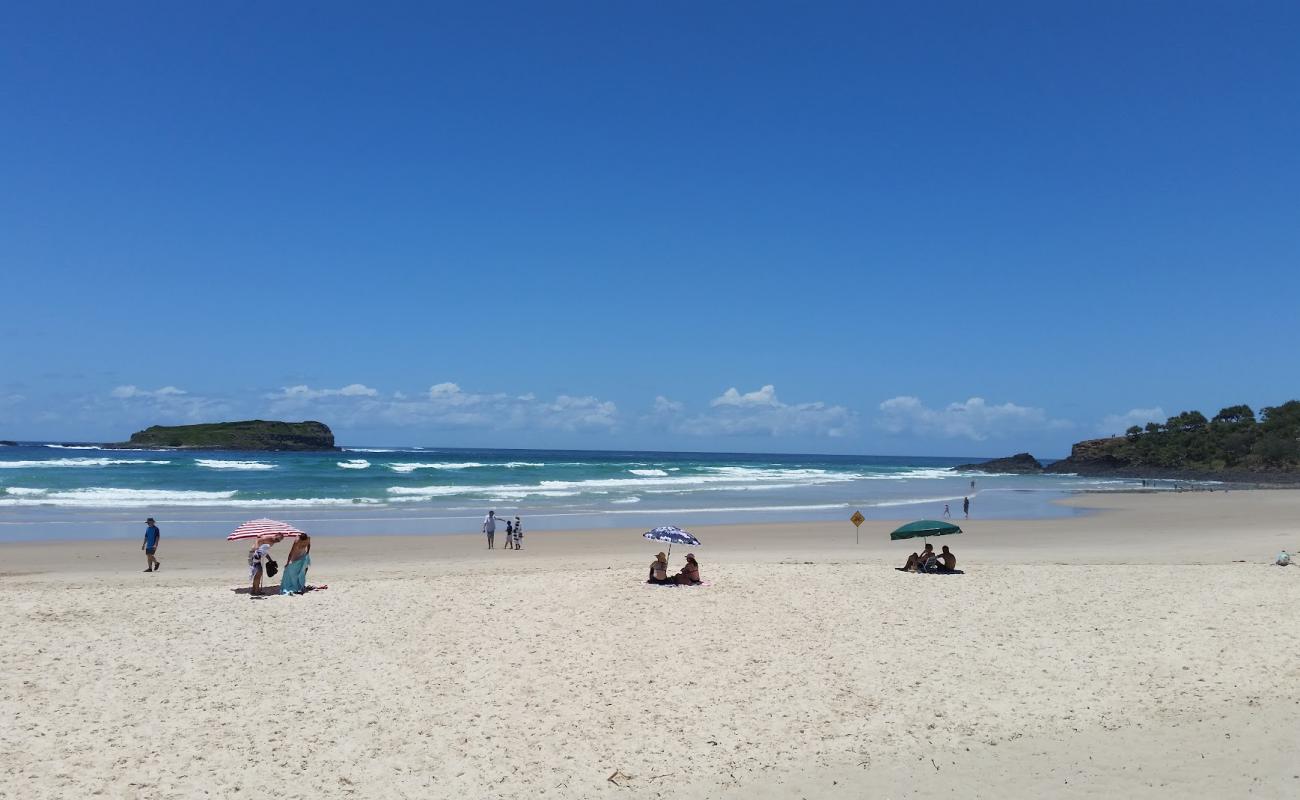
top-left (2, 2), bottom-right (1298, 456)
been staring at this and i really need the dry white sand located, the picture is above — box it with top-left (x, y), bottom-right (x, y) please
top-left (3, 490), bottom-right (1300, 799)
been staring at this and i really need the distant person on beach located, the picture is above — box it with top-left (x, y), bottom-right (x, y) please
top-left (970, 480), bottom-right (975, 489)
top-left (902, 543), bottom-right (935, 572)
top-left (943, 503), bottom-right (951, 519)
top-left (280, 533), bottom-right (312, 594)
top-left (647, 552), bottom-right (671, 584)
top-left (513, 516), bottom-right (523, 550)
top-left (248, 533), bottom-right (284, 598)
top-left (937, 545), bottom-right (958, 573)
top-left (503, 518), bottom-right (515, 550)
top-left (963, 496), bottom-right (970, 519)
top-left (483, 510), bottom-right (497, 549)
top-left (142, 517), bottom-right (161, 572)
top-left (673, 553), bottom-right (701, 585)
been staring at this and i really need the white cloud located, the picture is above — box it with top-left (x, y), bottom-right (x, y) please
top-left (653, 396), bottom-right (684, 414)
top-left (105, 385), bottom-right (227, 422)
top-left (711, 384), bottom-right (778, 408)
top-left (876, 396), bottom-right (1071, 441)
top-left (266, 383), bottom-right (379, 403)
top-left (661, 385), bottom-right (854, 438)
top-left (1098, 406), bottom-right (1165, 435)
top-left (266, 381), bottom-right (620, 432)
top-left (111, 385), bottom-right (187, 399)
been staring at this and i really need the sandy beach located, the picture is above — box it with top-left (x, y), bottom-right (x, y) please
top-left (3, 490), bottom-right (1300, 799)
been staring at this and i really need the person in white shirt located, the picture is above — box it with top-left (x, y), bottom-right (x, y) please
top-left (482, 510), bottom-right (497, 550)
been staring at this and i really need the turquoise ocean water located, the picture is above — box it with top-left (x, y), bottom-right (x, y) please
top-left (0, 443), bottom-right (1162, 541)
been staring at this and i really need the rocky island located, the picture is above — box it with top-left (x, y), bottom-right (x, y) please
top-left (105, 420), bottom-right (337, 451)
top-left (1046, 401), bottom-right (1300, 483)
top-left (952, 452), bottom-right (1044, 474)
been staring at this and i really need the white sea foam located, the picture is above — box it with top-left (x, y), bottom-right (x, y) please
top-left (611, 496), bottom-right (641, 504)
top-left (3, 487), bottom-right (48, 496)
top-left (503, 462), bottom-right (545, 468)
top-left (0, 487), bottom-right (383, 508)
top-left (383, 466), bottom-right (860, 502)
top-left (387, 462), bottom-right (486, 473)
top-left (0, 458), bottom-right (172, 468)
top-left (44, 444), bottom-right (103, 450)
top-left (338, 459), bottom-right (371, 470)
top-left (868, 495), bottom-right (966, 508)
top-left (627, 469), bottom-right (669, 477)
top-left (0, 487), bottom-right (236, 507)
top-left (602, 503), bottom-right (850, 514)
top-left (195, 459), bottom-right (275, 471)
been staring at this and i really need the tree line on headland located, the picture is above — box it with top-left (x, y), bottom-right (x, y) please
top-left (1046, 400), bottom-right (1300, 480)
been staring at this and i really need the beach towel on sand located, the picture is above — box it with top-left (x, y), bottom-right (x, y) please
top-left (895, 567), bottom-right (965, 575)
top-left (644, 580), bottom-right (714, 588)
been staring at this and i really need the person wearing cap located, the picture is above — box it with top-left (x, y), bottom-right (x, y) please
top-left (673, 553), bottom-right (701, 585)
top-left (647, 552), bottom-right (670, 584)
top-left (142, 517), bottom-right (161, 572)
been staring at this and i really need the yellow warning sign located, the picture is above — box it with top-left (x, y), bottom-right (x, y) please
top-left (850, 510), bottom-right (865, 527)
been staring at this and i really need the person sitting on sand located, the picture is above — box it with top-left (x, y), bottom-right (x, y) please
top-left (280, 533), bottom-right (312, 595)
top-left (647, 552), bottom-right (671, 584)
top-left (936, 545), bottom-right (957, 573)
top-left (673, 553), bottom-right (701, 585)
top-left (902, 543), bottom-right (935, 572)
top-left (248, 533), bottom-right (284, 598)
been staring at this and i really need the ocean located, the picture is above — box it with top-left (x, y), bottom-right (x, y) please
top-left (0, 443), bottom-right (1157, 541)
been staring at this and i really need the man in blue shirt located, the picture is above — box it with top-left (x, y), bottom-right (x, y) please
top-left (142, 517), bottom-right (161, 572)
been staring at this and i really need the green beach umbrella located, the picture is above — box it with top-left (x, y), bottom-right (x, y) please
top-left (890, 519), bottom-right (962, 542)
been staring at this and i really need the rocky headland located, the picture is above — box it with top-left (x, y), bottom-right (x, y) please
top-left (952, 452), bottom-right (1044, 474)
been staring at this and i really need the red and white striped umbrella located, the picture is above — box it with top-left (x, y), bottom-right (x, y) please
top-left (227, 518), bottom-right (306, 541)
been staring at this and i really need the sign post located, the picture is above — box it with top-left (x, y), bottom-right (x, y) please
top-left (850, 510), bottom-right (864, 545)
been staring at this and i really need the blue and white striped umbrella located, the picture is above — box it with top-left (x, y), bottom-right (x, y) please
top-left (643, 526), bottom-right (701, 547)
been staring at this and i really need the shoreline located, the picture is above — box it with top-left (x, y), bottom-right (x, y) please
top-left (3, 489), bottom-right (1298, 572)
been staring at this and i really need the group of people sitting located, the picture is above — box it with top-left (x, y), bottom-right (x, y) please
top-left (901, 543), bottom-right (958, 573)
top-left (647, 552), bottom-right (701, 585)
top-left (248, 533), bottom-right (313, 597)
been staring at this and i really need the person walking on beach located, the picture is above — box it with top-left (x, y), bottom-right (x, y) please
top-left (963, 496), bottom-right (970, 519)
top-left (513, 516), bottom-right (523, 550)
top-left (483, 510), bottom-right (497, 549)
top-left (142, 517), bottom-right (161, 572)
top-left (503, 517), bottom-right (515, 550)
top-left (942, 503), bottom-right (951, 519)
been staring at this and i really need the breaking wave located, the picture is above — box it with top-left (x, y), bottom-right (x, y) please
top-left (0, 458), bottom-right (172, 469)
top-left (195, 459), bottom-right (275, 471)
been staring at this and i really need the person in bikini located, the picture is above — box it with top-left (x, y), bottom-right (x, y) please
top-left (647, 552), bottom-right (671, 584)
top-left (673, 553), bottom-right (701, 585)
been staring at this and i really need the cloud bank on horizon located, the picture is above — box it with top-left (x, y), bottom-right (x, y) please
top-left (0, 380), bottom-right (1188, 455)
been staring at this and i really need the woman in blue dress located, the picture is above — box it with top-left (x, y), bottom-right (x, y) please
top-left (280, 533), bottom-right (312, 594)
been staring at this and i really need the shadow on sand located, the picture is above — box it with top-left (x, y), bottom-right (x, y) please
top-left (231, 585), bottom-right (323, 597)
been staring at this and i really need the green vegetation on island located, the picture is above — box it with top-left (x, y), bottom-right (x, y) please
top-left (106, 420), bottom-right (337, 451)
top-left (1046, 401), bottom-right (1300, 481)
